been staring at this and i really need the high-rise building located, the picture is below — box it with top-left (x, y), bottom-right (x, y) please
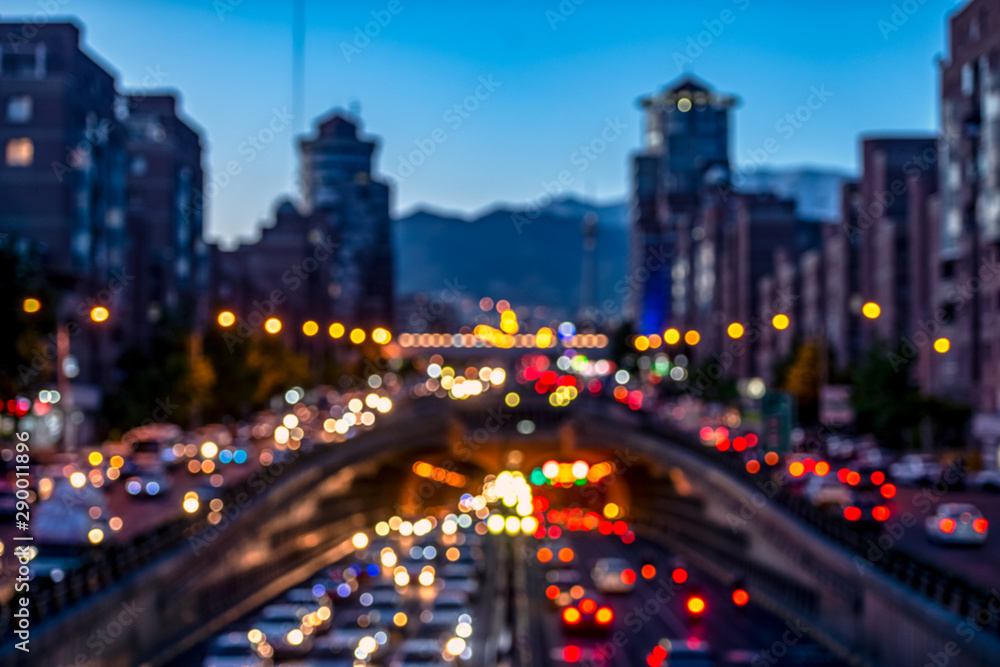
top-left (124, 93), bottom-right (206, 346)
top-left (299, 112), bottom-right (393, 328)
top-left (934, 0), bottom-right (1000, 413)
top-left (0, 22), bottom-right (125, 286)
top-left (629, 76), bottom-right (738, 335)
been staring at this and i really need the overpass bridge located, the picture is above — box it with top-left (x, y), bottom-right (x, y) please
top-left (2, 396), bottom-right (998, 666)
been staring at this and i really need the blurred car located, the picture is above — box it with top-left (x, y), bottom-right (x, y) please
top-left (591, 557), bottom-right (635, 593)
top-left (970, 470), bottom-right (1000, 492)
top-left (560, 592), bottom-right (615, 635)
top-left (124, 466), bottom-right (171, 498)
top-left (925, 504), bottom-right (989, 545)
top-left (439, 576), bottom-right (480, 599)
top-left (311, 627), bottom-right (387, 662)
top-left (250, 605), bottom-right (315, 658)
top-left (202, 631), bottom-right (267, 667)
top-left (32, 478), bottom-right (113, 546)
top-left (889, 454), bottom-right (942, 486)
top-left (647, 638), bottom-right (713, 667)
top-left (805, 476), bottom-right (852, 508)
top-left (392, 638), bottom-right (446, 666)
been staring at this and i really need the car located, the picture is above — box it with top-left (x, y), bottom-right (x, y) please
top-left (889, 454), bottom-right (943, 486)
top-left (591, 557), bottom-right (636, 593)
top-left (560, 592), bottom-right (615, 635)
top-left (202, 631), bottom-right (267, 667)
top-left (392, 638), bottom-right (446, 666)
top-left (123, 467), bottom-right (171, 497)
top-left (32, 478), bottom-right (113, 546)
top-left (647, 638), bottom-right (713, 667)
top-left (249, 605), bottom-right (315, 658)
top-left (311, 628), bottom-right (387, 662)
top-left (805, 476), bottom-right (853, 508)
top-left (971, 470), bottom-right (1000, 492)
top-left (925, 504), bottom-right (989, 545)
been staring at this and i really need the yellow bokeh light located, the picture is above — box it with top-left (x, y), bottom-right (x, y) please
top-left (350, 328), bottom-right (366, 344)
top-left (664, 328), bottom-right (681, 345)
top-left (603, 502), bottom-right (620, 519)
top-left (302, 320), bottom-right (319, 336)
top-left (772, 314), bottom-right (790, 330)
top-left (22, 298), bottom-right (41, 313)
top-left (352, 532), bottom-right (369, 549)
top-left (264, 317), bottom-right (282, 334)
top-left (505, 392), bottom-right (520, 407)
top-left (862, 302), bottom-right (881, 319)
top-left (88, 451), bottom-right (103, 466)
top-left (634, 335), bottom-right (649, 352)
top-left (684, 330), bottom-right (701, 346)
top-left (217, 311), bottom-right (236, 327)
top-left (727, 323), bottom-right (744, 339)
top-left (90, 306), bottom-right (109, 323)
top-left (934, 338), bottom-right (950, 353)
top-left (328, 322), bottom-right (345, 338)
top-left (372, 327), bottom-right (391, 344)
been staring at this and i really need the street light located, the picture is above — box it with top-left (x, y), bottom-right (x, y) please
top-left (372, 327), bottom-right (391, 344)
top-left (349, 328), bottom-right (366, 344)
top-left (684, 330), bottom-right (700, 346)
top-left (90, 306), bottom-right (109, 323)
top-left (664, 328), bottom-right (681, 345)
top-left (264, 317), bottom-right (282, 334)
top-left (302, 320), bottom-right (319, 336)
top-left (727, 322), bottom-right (744, 339)
top-left (933, 338), bottom-right (950, 353)
top-left (217, 311), bottom-right (236, 327)
top-left (772, 314), bottom-right (790, 330)
top-left (22, 298), bottom-right (41, 313)
top-left (862, 302), bottom-right (881, 319)
top-left (328, 322), bottom-right (345, 339)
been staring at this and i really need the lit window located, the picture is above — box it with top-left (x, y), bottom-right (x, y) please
top-left (6, 138), bottom-right (33, 166)
top-left (7, 95), bottom-right (32, 123)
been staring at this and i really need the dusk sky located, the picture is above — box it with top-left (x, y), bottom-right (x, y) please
top-left (3, 0), bottom-right (964, 246)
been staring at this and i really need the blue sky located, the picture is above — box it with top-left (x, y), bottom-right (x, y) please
top-left (3, 0), bottom-right (965, 245)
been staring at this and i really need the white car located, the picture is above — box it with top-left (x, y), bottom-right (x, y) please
top-left (890, 454), bottom-right (942, 486)
top-left (591, 557), bottom-right (635, 593)
top-left (925, 504), bottom-right (989, 545)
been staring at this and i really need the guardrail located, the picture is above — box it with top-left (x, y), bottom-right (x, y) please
top-left (0, 397), bottom-right (443, 640)
top-left (585, 399), bottom-right (1000, 639)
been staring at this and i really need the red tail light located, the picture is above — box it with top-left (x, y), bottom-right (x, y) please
top-left (939, 518), bottom-right (956, 534)
top-left (672, 568), bottom-right (688, 584)
top-left (732, 589), bottom-right (749, 606)
top-left (974, 519), bottom-right (988, 533)
top-left (621, 569), bottom-right (636, 585)
top-left (545, 585), bottom-right (560, 600)
top-left (563, 607), bottom-right (581, 624)
top-left (595, 607), bottom-right (614, 624)
top-left (880, 484), bottom-right (897, 499)
top-left (872, 506), bottom-right (890, 521)
top-left (579, 598), bottom-right (596, 614)
top-left (641, 564), bottom-right (656, 579)
top-left (562, 646), bottom-right (582, 662)
top-left (844, 506), bottom-right (862, 521)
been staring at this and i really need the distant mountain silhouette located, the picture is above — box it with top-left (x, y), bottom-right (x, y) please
top-left (393, 197), bottom-right (628, 321)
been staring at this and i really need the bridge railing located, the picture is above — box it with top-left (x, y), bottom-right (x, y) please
top-left (580, 398), bottom-right (1000, 639)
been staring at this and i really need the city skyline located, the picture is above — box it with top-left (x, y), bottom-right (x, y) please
top-left (1, 0), bottom-right (963, 246)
